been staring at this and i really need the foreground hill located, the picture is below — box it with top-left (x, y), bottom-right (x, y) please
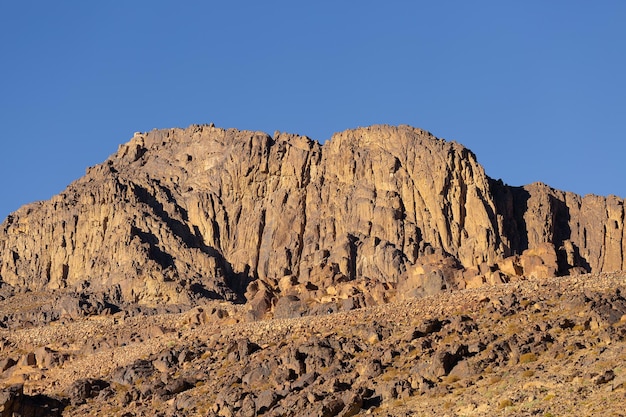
top-left (0, 124), bottom-right (624, 319)
top-left (1, 272), bottom-right (626, 416)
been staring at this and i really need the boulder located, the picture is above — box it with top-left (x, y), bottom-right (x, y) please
top-left (66, 379), bottom-right (110, 406)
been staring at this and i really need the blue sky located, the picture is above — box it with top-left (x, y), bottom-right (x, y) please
top-left (1, 1), bottom-right (625, 220)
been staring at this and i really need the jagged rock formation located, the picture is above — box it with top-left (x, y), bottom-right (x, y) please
top-left (0, 124), bottom-right (624, 312)
top-left (491, 181), bottom-right (626, 273)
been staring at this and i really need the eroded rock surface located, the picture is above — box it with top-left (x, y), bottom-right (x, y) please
top-left (0, 125), bottom-right (624, 313)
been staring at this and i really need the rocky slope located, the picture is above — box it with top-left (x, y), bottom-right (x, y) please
top-left (1, 272), bottom-right (626, 416)
top-left (1, 124), bottom-right (624, 317)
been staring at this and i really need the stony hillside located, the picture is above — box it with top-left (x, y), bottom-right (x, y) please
top-left (0, 124), bottom-right (624, 319)
top-left (1, 272), bottom-right (626, 416)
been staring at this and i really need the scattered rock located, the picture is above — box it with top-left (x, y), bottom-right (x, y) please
top-left (594, 370), bottom-right (616, 385)
top-left (112, 359), bottom-right (156, 385)
top-left (66, 378), bottom-right (110, 405)
top-left (0, 384), bottom-right (66, 416)
top-left (0, 358), bottom-right (16, 373)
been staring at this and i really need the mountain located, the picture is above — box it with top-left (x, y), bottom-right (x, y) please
top-left (1, 124), bottom-right (624, 318)
top-left (2, 124), bottom-right (626, 416)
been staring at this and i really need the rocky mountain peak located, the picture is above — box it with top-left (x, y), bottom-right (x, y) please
top-left (0, 124), bottom-right (624, 318)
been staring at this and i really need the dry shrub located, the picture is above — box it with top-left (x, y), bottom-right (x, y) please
top-left (520, 352), bottom-right (537, 363)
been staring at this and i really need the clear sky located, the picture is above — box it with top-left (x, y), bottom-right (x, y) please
top-left (1, 1), bottom-right (625, 221)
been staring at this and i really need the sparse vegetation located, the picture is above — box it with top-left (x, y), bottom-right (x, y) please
top-left (498, 398), bottom-right (513, 409)
top-left (520, 352), bottom-right (538, 363)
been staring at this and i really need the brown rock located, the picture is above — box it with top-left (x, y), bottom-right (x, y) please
top-left (498, 256), bottom-right (523, 277)
top-left (273, 295), bottom-right (306, 319)
top-left (339, 391), bottom-right (363, 417)
top-left (254, 389), bottom-right (279, 413)
top-left (0, 358), bottom-right (16, 373)
top-left (356, 360), bottom-right (383, 380)
top-left (520, 243), bottom-right (559, 278)
top-left (18, 352), bottom-right (36, 367)
top-left (594, 369), bottom-right (616, 385)
top-left (0, 124), bottom-right (624, 311)
top-left (0, 384), bottom-right (65, 416)
top-left (34, 347), bottom-right (67, 369)
top-left (66, 378), bottom-right (109, 406)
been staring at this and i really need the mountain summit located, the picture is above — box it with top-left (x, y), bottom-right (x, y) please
top-left (1, 124), bottom-right (624, 316)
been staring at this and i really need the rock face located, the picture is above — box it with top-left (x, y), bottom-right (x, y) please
top-left (0, 124), bottom-right (624, 309)
top-left (491, 180), bottom-right (626, 274)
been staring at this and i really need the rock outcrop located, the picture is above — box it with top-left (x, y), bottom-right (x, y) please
top-left (491, 180), bottom-right (626, 274)
top-left (0, 124), bottom-right (624, 311)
